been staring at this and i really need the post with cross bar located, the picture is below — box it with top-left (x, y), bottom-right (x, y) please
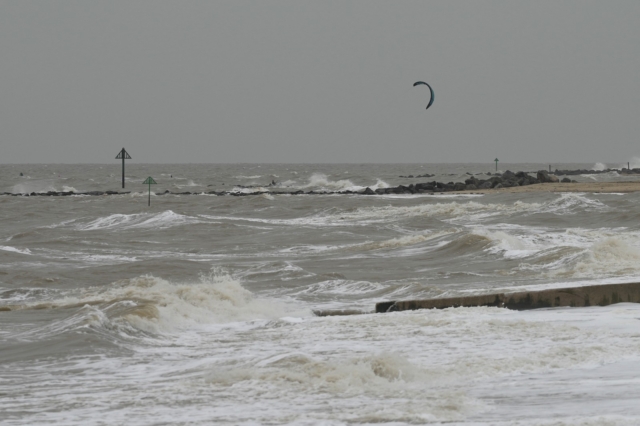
top-left (143, 177), bottom-right (157, 206)
top-left (115, 148), bottom-right (132, 189)
top-left (494, 158), bottom-right (499, 172)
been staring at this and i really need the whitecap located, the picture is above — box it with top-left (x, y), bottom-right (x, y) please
top-left (0, 246), bottom-right (31, 255)
top-left (593, 162), bottom-right (607, 171)
top-left (76, 210), bottom-right (201, 231)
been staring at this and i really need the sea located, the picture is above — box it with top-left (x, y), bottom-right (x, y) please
top-left (2, 162), bottom-right (640, 425)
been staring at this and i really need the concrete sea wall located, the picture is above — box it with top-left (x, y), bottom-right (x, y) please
top-left (376, 282), bottom-right (640, 313)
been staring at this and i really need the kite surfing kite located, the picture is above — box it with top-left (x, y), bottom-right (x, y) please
top-left (413, 81), bottom-right (434, 110)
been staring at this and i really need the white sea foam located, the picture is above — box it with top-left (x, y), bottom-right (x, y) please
top-left (77, 210), bottom-right (201, 231)
top-left (197, 305), bottom-right (640, 423)
top-left (300, 173), bottom-right (360, 191)
top-left (234, 175), bottom-right (262, 179)
top-left (370, 179), bottom-right (390, 190)
top-left (230, 186), bottom-right (269, 194)
top-left (292, 173), bottom-right (388, 192)
top-left (129, 191), bottom-right (157, 197)
top-left (296, 279), bottom-right (386, 295)
top-left (238, 261), bottom-right (317, 282)
top-left (114, 271), bottom-right (307, 332)
top-left (593, 162), bottom-right (607, 171)
top-left (0, 245), bottom-right (31, 255)
top-left (328, 200), bottom-right (539, 225)
top-left (10, 269), bottom-right (309, 334)
top-left (350, 229), bottom-right (456, 252)
top-left (201, 200), bottom-right (539, 228)
top-left (471, 228), bottom-right (534, 258)
top-left (11, 181), bottom-right (58, 194)
top-left (62, 186), bottom-right (77, 193)
top-left (552, 237), bottom-right (640, 279)
top-left (533, 193), bottom-right (609, 215)
top-left (175, 179), bottom-right (200, 187)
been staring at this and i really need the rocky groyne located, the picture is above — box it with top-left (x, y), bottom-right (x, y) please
top-left (3, 170), bottom-right (573, 197)
top-left (554, 167), bottom-right (640, 175)
top-left (370, 170), bottom-right (566, 195)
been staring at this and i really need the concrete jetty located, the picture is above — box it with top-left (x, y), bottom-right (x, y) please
top-left (375, 282), bottom-right (640, 313)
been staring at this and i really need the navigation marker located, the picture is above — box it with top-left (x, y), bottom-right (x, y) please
top-left (142, 176), bottom-right (157, 206)
top-left (494, 158), bottom-right (499, 172)
top-left (115, 148), bottom-right (132, 189)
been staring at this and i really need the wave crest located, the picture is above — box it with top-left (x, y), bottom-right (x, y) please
top-left (77, 210), bottom-right (201, 231)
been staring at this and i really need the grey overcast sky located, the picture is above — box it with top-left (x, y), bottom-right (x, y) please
top-left (1, 1), bottom-right (639, 163)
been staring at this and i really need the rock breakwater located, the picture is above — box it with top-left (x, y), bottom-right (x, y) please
top-left (2, 170), bottom-right (573, 197)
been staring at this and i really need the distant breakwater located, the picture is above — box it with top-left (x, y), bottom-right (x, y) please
top-left (2, 170), bottom-right (583, 197)
top-left (555, 168), bottom-right (640, 175)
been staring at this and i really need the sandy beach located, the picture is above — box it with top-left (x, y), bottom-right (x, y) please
top-left (458, 181), bottom-right (640, 194)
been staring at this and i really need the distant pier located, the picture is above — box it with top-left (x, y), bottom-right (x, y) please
top-left (376, 282), bottom-right (640, 313)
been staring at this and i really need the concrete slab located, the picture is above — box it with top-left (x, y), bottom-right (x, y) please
top-left (375, 282), bottom-right (640, 313)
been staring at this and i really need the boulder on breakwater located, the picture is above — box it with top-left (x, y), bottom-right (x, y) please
top-left (537, 170), bottom-right (559, 183)
top-left (374, 170), bottom-right (545, 195)
top-left (619, 168), bottom-right (640, 175)
top-left (399, 173), bottom-right (435, 178)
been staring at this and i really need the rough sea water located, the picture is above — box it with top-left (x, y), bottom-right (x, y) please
top-left (3, 163), bottom-right (640, 425)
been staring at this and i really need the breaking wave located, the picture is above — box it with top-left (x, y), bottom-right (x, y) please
top-left (0, 245), bottom-right (32, 255)
top-left (322, 200), bottom-right (539, 225)
top-left (551, 237), bottom-right (640, 279)
top-left (230, 186), bottom-right (269, 194)
top-left (4, 269), bottom-right (309, 334)
top-left (301, 173), bottom-right (359, 191)
top-left (593, 162), bottom-right (607, 171)
top-left (288, 173), bottom-right (390, 192)
top-left (472, 228), bottom-right (532, 259)
top-left (174, 179), bottom-right (201, 188)
top-left (12, 181), bottom-right (58, 194)
top-left (350, 229), bottom-right (456, 252)
top-left (76, 210), bottom-right (202, 231)
top-left (534, 193), bottom-right (609, 215)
